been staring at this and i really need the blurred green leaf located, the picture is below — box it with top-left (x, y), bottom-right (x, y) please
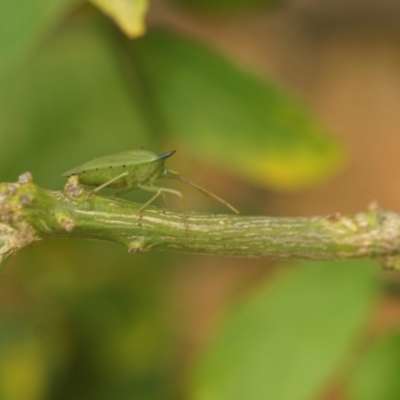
top-left (0, 0), bottom-right (74, 79)
top-left (189, 261), bottom-right (378, 400)
top-left (4, 241), bottom-right (177, 400)
top-left (349, 334), bottom-right (400, 400)
top-left (0, 14), bottom-right (150, 188)
top-left (0, 20), bottom-right (344, 192)
top-left (89, 0), bottom-right (148, 38)
top-left (130, 30), bottom-right (345, 191)
top-left (173, 0), bottom-right (281, 14)
top-left (0, 318), bottom-right (57, 400)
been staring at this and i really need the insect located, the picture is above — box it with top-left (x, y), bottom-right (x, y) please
top-left (62, 149), bottom-right (239, 214)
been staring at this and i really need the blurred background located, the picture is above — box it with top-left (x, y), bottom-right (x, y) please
top-left (0, 0), bottom-right (400, 399)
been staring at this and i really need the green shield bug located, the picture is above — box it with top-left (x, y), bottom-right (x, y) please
top-left (62, 149), bottom-right (239, 215)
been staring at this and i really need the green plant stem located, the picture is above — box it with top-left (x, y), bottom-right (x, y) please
top-left (1, 173), bottom-right (400, 270)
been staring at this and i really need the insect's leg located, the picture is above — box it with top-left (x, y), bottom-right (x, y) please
top-left (135, 186), bottom-right (164, 226)
top-left (137, 188), bottom-right (163, 215)
top-left (161, 192), bottom-right (169, 208)
top-left (137, 186), bottom-right (182, 212)
top-left (93, 171), bottom-right (130, 194)
top-left (138, 185), bottom-right (188, 230)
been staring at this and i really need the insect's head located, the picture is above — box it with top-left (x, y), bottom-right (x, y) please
top-left (157, 150), bottom-right (176, 161)
top-left (157, 150), bottom-right (178, 179)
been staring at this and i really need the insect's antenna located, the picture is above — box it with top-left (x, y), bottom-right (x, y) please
top-left (175, 175), bottom-right (239, 214)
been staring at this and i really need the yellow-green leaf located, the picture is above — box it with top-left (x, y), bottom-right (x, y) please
top-left (89, 0), bottom-right (148, 38)
top-left (130, 31), bottom-right (345, 190)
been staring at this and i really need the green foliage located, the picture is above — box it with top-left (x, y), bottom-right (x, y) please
top-left (0, 1), bottom-right (386, 400)
top-left (189, 261), bottom-right (379, 400)
top-left (349, 334), bottom-right (400, 400)
top-left (0, 5), bottom-right (343, 192)
top-left (130, 31), bottom-right (344, 190)
top-left (1, 241), bottom-right (175, 400)
top-left (172, 0), bottom-right (281, 14)
top-left (0, 0), bottom-right (74, 78)
top-left (0, 13), bottom-right (150, 187)
top-left (0, 317), bottom-right (54, 400)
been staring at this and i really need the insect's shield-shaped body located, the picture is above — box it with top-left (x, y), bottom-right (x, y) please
top-left (62, 150), bottom-right (174, 189)
top-left (62, 149), bottom-right (239, 214)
